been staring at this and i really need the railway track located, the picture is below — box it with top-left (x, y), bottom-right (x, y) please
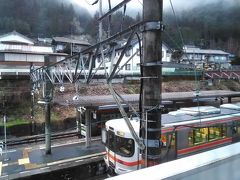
top-left (5, 131), bottom-right (81, 146)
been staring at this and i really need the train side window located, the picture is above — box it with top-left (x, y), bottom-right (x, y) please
top-left (170, 133), bottom-right (175, 148)
top-left (222, 124), bottom-right (227, 137)
top-left (209, 127), bottom-right (222, 141)
top-left (161, 133), bottom-right (175, 148)
top-left (161, 134), bottom-right (167, 147)
top-left (193, 128), bottom-right (208, 145)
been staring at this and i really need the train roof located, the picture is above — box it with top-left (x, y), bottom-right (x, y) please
top-left (105, 117), bottom-right (140, 134)
top-left (106, 104), bottom-right (240, 133)
top-left (162, 104), bottom-right (240, 127)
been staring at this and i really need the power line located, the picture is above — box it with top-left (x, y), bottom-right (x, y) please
top-left (138, 0), bottom-right (143, 6)
top-left (169, 0), bottom-right (185, 48)
top-left (84, 0), bottom-right (98, 5)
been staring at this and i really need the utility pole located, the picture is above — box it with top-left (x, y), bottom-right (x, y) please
top-left (30, 63), bottom-right (34, 119)
top-left (3, 98), bottom-right (9, 161)
top-left (76, 107), bottom-right (81, 137)
top-left (141, 0), bottom-right (163, 166)
top-left (44, 56), bottom-right (53, 155)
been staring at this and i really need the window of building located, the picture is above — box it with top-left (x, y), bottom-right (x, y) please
top-left (136, 63), bottom-right (140, 70)
top-left (137, 48), bottom-right (140, 56)
top-left (162, 51), bottom-right (165, 58)
top-left (125, 64), bottom-right (131, 70)
top-left (125, 49), bottom-right (131, 57)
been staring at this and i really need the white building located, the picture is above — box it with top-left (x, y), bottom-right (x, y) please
top-left (95, 39), bottom-right (172, 76)
top-left (0, 31), bottom-right (67, 77)
top-left (182, 45), bottom-right (230, 69)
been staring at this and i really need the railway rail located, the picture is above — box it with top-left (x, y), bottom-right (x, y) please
top-left (4, 131), bottom-right (81, 146)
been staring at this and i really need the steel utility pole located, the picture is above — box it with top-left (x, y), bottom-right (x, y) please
top-left (141, 0), bottom-right (163, 166)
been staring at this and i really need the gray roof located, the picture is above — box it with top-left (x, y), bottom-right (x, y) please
top-left (52, 37), bottom-right (91, 46)
top-left (185, 48), bottom-right (229, 55)
top-left (0, 31), bottom-right (34, 45)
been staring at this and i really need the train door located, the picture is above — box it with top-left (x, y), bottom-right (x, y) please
top-left (232, 121), bottom-right (240, 143)
top-left (161, 132), bottom-right (176, 162)
top-left (107, 129), bottom-right (117, 171)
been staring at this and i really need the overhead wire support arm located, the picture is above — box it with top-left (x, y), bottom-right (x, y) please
top-left (107, 29), bottom-right (136, 83)
top-left (30, 21), bottom-right (144, 86)
top-left (73, 54), bottom-right (81, 82)
top-left (87, 45), bottom-right (100, 84)
top-left (98, 0), bottom-right (131, 21)
top-left (108, 83), bottom-right (145, 150)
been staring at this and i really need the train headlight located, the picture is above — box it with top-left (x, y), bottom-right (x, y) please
top-left (117, 131), bottom-right (125, 137)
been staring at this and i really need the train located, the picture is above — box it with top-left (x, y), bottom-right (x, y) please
top-left (101, 103), bottom-right (240, 175)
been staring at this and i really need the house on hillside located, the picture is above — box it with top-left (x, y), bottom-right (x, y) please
top-left (0, 31), bottom-right (34, 45)
top-left (95, 39), bottom-right (172, 76)
top-left (52, 37), bottom-right (91, 55)
top-left (182, 45), bottom-right (230, 70)
top-left (0, 31), bottom-right (67, 77)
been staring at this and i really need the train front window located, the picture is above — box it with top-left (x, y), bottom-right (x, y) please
top-left (115, 136), bottom-right (134, 157)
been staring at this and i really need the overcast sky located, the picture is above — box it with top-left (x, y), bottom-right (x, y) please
top-left (71, 0), bottom-right (235, 16)
top-left (71, 0), bottom-right (143, 16)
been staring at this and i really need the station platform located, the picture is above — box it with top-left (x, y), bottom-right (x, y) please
top-left (0, 138), bottom-right (105, 179)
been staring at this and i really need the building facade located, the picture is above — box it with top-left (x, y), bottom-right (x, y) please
top-left (0, 31), bottom-right (67, 77)
top-left (95, 39), bottom-right (172, 76)
top-left (182, 45), bottom-right (230, 69)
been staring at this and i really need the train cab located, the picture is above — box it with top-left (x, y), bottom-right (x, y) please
top-left (102, 117), bottom-right (141, 175)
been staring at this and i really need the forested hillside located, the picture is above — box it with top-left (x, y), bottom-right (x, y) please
top-left (164, 1), bottom-right (240, 54)
top-left (0, 0), bottom-right (91, 37)
top-left (0, 0), bottom-right (240, 54)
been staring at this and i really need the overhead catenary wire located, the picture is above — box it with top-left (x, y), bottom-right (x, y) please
top-left (168, 0), bottom-right (202, 122)
top-left (169, 0), bottom-right (185, 48)
top-left (108, 0), bottom-right (112, 37)
top-left (84, 0), bottom-right (99, 5)
top-left (163, 30), bottom-right (182, 52)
